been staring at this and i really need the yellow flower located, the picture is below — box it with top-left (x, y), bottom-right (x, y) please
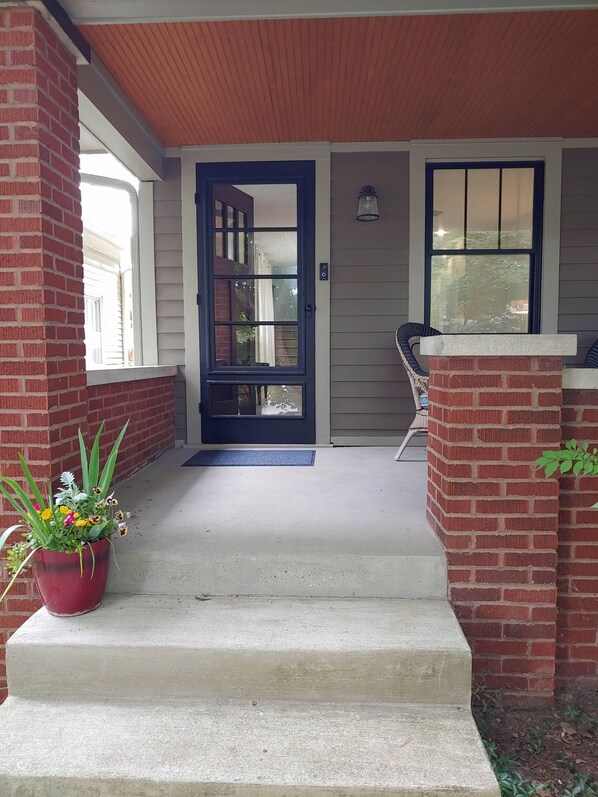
top-left (75, 519), bottom-right (88, 527)
top-left (59, 506), bottom-right (70, 515)
top-left (74, 513), bottom-right (79, 519)
top-left (41, 508), bottom-right (53, 521)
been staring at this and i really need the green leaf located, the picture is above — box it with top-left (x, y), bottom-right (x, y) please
top-left (88, 421), bottom-right (105, 490)
top-left (558, 450), bottom-right (575, 459)
top-left (545, 461), bottom-right (559, 477)
top-left (0, 524), bottom-right (27, 555)
top-left (541, 451), bottom-right (559, 461)
top-left (584, 461), bottom-right (594, 475)
top-left (17, 454), bottom-right (46, 510)
top-left (566, 438), bottom-right (577, 450)
top-left (560, 459), bottom-right (573, 473)
top-left (0, 478), bottom-right (38, 521)
top-left (0, 547), bottom-right (38, 604)
top-left (0, 479), bottom-right (49, 546)
top-left (573, 460), bottom-right (584, 476)
top-left (98, 420), bottom-right (129, 495)
top-left (78, 428), bottom-right (90, 493)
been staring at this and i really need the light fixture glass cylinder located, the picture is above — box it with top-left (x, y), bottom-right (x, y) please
top-left (356, 185), bottom-right (379, 221)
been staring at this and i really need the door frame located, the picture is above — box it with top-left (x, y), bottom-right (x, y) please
top-left (180, 144), bottom-right (331, 447)
top-left (196, 160), bottom-right (316, 444)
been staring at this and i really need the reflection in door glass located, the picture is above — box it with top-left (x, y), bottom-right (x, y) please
top-left (214, 324), bottom-right (297, 367)
top-left (231, 184), bottom-right (297, 227)
top-left (213, 231), bottom-right (297, 275)
top-left (213, 278), bottom-right (298, 323)
top-left (209, 384), bottom-right (303, 417)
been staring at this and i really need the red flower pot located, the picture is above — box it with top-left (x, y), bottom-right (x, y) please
top-left (32, 538), bottom-right (111, 616)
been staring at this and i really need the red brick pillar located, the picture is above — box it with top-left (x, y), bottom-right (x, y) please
top-left (422, 335), bottom-right (576, 704)
top-left (0, 7), bottom-right (87, 700)
top-left (558, 372), bottom-right (598, 687)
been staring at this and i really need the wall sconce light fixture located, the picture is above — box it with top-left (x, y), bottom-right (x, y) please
top-left (356, 185), bottom-right (379, 221)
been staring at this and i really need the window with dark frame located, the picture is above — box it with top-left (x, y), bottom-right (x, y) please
top-left (425, 162), bottom-right (544, 334)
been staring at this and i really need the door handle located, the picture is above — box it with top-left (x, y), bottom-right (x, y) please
top-left (305, 304), bottom-right (314, 318)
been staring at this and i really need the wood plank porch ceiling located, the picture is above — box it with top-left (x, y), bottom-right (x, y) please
top-left (79, 11), bottom-right (598, 147)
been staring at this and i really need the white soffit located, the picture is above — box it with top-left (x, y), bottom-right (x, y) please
top-left (60, 0), bottom-right (598, 24)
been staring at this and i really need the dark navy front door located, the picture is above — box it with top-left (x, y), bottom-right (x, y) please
top-left (196, 161), bottom-right (316, 444)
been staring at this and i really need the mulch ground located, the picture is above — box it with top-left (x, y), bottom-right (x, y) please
top-left (475, 687), bottom-right (598, 795)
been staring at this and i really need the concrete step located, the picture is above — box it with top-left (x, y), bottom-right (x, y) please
top-left (8, 594), bottom-right (471, 706)
top-left (108, 548), bottom-right (448, 599)
top-left (0, 696), bottom-right (499, 796)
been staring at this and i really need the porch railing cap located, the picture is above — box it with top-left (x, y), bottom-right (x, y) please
top-left (86, 365), bottom-right (178, 387)
top-left (563, 367), bottom-right (598, 390)
top-left (420, 334), bottom-right (577, 358)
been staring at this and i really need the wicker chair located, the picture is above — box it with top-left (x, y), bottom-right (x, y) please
top-left (584, 339), bottom-right (598, 368)
top-left (394, 322), bottom-right (441, 461)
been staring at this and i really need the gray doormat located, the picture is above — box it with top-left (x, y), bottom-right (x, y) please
top-left (182, 450), bottom-right (316, 467)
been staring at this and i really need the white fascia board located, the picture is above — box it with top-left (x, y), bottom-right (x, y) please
top-left (78, 54), bottom-right (165, 181)
top-left (61, 0), bottom-right (598, 24)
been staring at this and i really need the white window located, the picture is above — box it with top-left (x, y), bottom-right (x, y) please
top-left (84, 296), bottom-right (103, 367)
top-left (80, 153), bottom-right (140, 368)
top-left (83, 228), bottom-right (125, 367)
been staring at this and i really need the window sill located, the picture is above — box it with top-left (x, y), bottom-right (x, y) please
top-left (86, 365), bottom-right (178, 387)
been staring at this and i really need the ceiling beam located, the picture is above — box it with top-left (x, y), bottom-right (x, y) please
top-left (60, 0), bottom-right (598, 25)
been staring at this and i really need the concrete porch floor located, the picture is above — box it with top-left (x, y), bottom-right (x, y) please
top-left (109, 446), bottom-right (447, 599)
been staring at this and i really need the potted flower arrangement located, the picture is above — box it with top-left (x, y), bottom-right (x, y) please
top-left (0, 421), bottom-right (129, 616)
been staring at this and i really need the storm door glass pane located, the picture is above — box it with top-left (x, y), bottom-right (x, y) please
top-left (430, 254), bottom-right (529, 333)
top-left (466, 169), bottom-right (500, 249)
top-left (213, 232), bottom-right (297, 276)
top-left (209, 384), bottom-right (303, 417)
top-left (501, 168), bottom-right (534, 249)
top-left (213, 278), bottom-right (298, 323)
top-left (214, 200), bottom-right (223, 227)
top-left (214, 325), bottom-right (298, 367)
top-left (433, 169), bottom-right (465, 249)
top-left (232, 184), bottom-right (297, 227)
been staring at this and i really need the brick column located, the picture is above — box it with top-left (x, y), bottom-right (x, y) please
top-left (0, 7), bottom-right (87, 700)
top-left (422, 334), bottom-right (577, 705)
top-left (558, 370), bottom-right (598, 687)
